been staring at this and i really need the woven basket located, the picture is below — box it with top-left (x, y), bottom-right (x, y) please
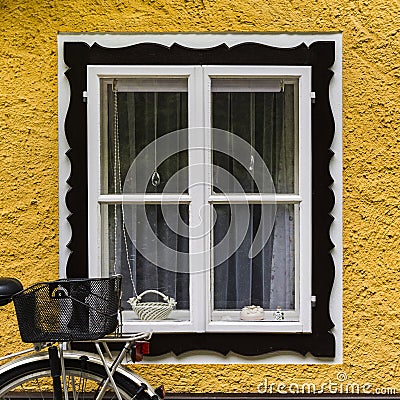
top-left (128, 290), bottom-right (176, 321)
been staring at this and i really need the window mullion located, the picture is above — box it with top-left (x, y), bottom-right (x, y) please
top-left (188, 66), bottom-right (208, 332)
top-left (202, 69), bottom-right (215, 331)
top-left (98, 194), bottom-right (191, 204)
top-left (209, 194), bottom-right (302, 204)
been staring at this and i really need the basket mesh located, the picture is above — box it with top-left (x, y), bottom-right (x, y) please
top-left (13, 276), bottom-right (122, 343)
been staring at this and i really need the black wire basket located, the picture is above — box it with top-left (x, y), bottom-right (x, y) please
top-left (13, 276), bottom-right (122, 343)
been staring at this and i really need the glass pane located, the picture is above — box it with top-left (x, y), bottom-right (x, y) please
top-left (212, 80), bottom-right (296, 194)
top-left (212, 204), bottom-right (295, 313)
top-left (102, 204), bottom-right (189, 313)
top-left (101, 79), bottom-right (188, 194)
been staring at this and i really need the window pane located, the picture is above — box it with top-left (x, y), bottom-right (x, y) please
top-left (102, 204), bottom-right (189, 313)
top-left (212, 204), bottom-right (295, 313)
top-left (101, 79), bottom-right (188, 194)
top-left (212, 80), bottom-right (296, 194)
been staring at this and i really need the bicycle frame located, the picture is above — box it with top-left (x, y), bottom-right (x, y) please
top-left (0, 332), bottom-right (159, 400)
top-left (79, 332), bottom-right (153, 400)
top-left (0, 276), bottom-right (162, 400)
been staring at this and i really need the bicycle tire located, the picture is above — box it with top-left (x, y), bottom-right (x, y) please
top-left (0, 356), bottom-right (158, 400)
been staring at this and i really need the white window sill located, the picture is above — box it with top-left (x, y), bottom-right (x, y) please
top-left (206, 321), bottom-right (309, 333)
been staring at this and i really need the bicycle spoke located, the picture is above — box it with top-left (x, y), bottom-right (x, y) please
top-left (35, 377), bottom-right (46, 400)
top-left (80, 370), bottom-right (85, 400)
top-left (19, 382), bottom-right (30, 400)
top-left (69, 374), bottom-right (78, 400)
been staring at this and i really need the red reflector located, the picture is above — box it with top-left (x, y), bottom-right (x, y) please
top-left (155, 385), bottom-right (166, 399)
top-left (137, 341), bottom-right (150, 355)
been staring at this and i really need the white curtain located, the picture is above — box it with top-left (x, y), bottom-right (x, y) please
top-left (212, 87), bottom-right (296, 310)
top-left (107, 88), bottom-right (190, 310)
top-left (107, 84), bottom-right (296, 311)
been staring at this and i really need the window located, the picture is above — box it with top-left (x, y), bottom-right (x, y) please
top-left (87, 65), bottom-right (312, 334)
top-left (60, 36), bottom-right (340, 358)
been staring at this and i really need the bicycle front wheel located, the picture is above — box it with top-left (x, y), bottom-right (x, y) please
top-left (0, 356), bottom-right (157, 400)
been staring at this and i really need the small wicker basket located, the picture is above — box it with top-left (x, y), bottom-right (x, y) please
top-left (128, 290), bottom-right (176, 321)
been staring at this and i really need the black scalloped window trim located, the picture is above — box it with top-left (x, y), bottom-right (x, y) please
top-left (63, 40), bottom-right (336, 358)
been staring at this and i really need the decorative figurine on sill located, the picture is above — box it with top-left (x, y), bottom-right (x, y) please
top-left (273, 306), bottom-right (285, 321)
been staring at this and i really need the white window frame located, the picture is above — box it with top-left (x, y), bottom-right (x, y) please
top-left (87, 65), bottom-right (203, 333)
top-left (202, 66), bottom-right (312, 333)
top-left (87, 64), bottom-right (312, 334)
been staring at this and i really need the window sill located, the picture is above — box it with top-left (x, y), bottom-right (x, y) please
top-left (206, 321), bottom-right (309, 333)
top-left (121, 314), bottom-right (309, 334)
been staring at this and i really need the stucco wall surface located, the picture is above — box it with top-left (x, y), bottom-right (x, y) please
top-left (0, 0), bottom-right (399, 394)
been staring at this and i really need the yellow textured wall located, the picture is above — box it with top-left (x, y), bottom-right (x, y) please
top-left (1, 0), bottom-right (400, 394)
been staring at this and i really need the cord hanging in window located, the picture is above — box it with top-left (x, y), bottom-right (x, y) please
top-left (151, 92), bottom-right (161, 187)
top-left (249, 92), bottom-right (255, 175)
top-left (112, 79), bottom-right (138, 297)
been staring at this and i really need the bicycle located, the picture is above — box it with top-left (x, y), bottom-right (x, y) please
top-left (0, 275), bottom-right (165, 400)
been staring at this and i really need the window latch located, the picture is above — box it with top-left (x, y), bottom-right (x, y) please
top-left (311, 295), bottom-right (317, 307)
top-left (311, 92), bottom-right (316, 103)
top-left (82, 91), bottom-right (88, 103)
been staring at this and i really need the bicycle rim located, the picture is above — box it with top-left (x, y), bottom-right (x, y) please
top-left (0, 358), bottom-right (148, 400)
